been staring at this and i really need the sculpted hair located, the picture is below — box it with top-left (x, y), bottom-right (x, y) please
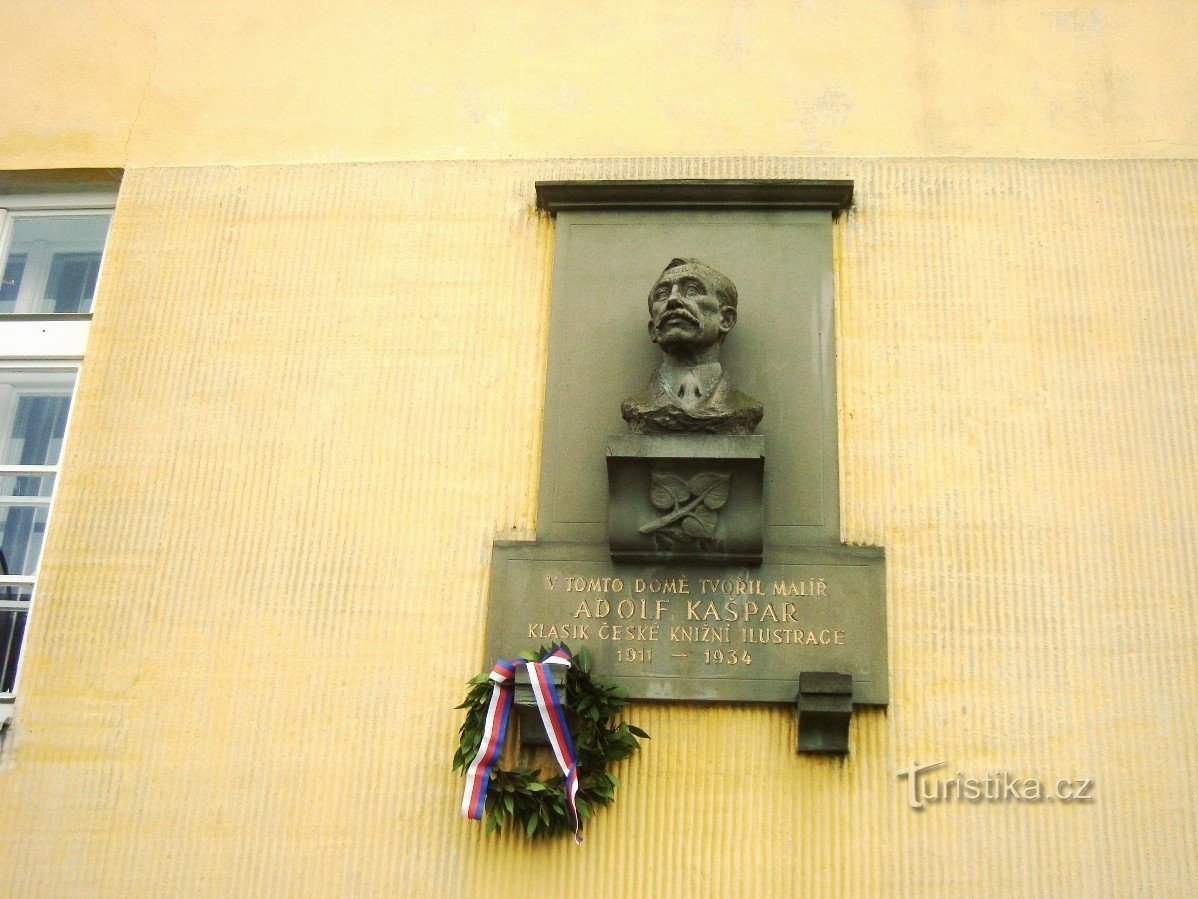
top-left (651, 258), bottom-right (738, 310)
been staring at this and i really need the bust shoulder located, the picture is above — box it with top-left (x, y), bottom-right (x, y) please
top-left (621, 375), bottom-right (762, 436)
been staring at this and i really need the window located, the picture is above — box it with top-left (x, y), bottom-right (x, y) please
top-left (0, 190), bottom-right (115, 714)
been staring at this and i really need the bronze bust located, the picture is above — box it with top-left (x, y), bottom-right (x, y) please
top-left (621, 258), bottom-right (763, 435)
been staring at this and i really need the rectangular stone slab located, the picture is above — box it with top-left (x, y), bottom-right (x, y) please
top-left (536, 209), bottom-right (838, 547)
top-left (484, 541), bottom-right (887, 705)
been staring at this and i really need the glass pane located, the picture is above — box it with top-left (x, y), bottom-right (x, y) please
top-left (0, 473), bottom-right (54, 498)
top-left (0, 589), bottom-right (32, 695)
top-left (0, 370), bottom-right (76, 466)
top-left (0, 504), bottom-right (50, 576)
top-left (46, 253), bottom-right (102, 313)
top-left (1, 214), bottom-right (111, 314)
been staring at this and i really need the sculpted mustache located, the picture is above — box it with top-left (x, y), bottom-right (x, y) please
top-left (659, 309), bottom-right (699, 326)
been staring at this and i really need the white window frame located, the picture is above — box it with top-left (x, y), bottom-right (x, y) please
top-left (0, 190), bottom-right (116, 719)
top-left (0, 192), bottom-right (116, 360)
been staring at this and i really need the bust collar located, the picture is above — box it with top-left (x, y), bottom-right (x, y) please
top-left (657, 360), bottom-right (723, 400)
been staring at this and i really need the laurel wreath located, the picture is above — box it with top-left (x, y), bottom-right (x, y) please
top-left (453, 645), bottom-right (648, 838)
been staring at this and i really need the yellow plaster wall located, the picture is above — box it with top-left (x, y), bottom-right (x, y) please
top-left (1, 0), bottom-right (1197, 168)
top-left (0, 156), bottom-right (1194, 895)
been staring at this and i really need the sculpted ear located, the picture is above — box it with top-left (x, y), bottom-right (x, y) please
top-left (719, 306), bottom-right (737, 334)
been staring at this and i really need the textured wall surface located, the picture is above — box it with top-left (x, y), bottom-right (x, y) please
top-left (1, 157), bottom-right (1195, 896)
top-left (2, 0), bottom-right (1198, 167)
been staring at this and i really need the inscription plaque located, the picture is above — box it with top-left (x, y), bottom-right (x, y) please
top-left (485, 541), bottom-right (886, 705)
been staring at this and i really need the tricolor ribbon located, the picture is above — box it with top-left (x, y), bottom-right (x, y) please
top-left (460, 648), bottom-right (582, 842)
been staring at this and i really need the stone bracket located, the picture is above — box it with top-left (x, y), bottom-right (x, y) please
top-left (513, 665), bottom-right (568, 748)
top-left (795, 671), bottom-right (854, 755)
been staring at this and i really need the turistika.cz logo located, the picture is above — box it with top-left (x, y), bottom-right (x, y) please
top-left (896, 761), bottom-right (1095, 810)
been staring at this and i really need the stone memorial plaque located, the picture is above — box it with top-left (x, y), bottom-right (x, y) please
top-left (479, 181), bottom-right (886, 718)
top-left (485, 541), bottom-right (887, 705)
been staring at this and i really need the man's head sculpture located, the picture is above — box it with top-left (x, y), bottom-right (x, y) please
top-left (622, 258), bottom-right (763, 436)
top-left (646, 258), bottom-right (738, 361)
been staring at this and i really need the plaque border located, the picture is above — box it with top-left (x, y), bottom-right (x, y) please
top-left (535, 179), bottom-right (854, 213)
